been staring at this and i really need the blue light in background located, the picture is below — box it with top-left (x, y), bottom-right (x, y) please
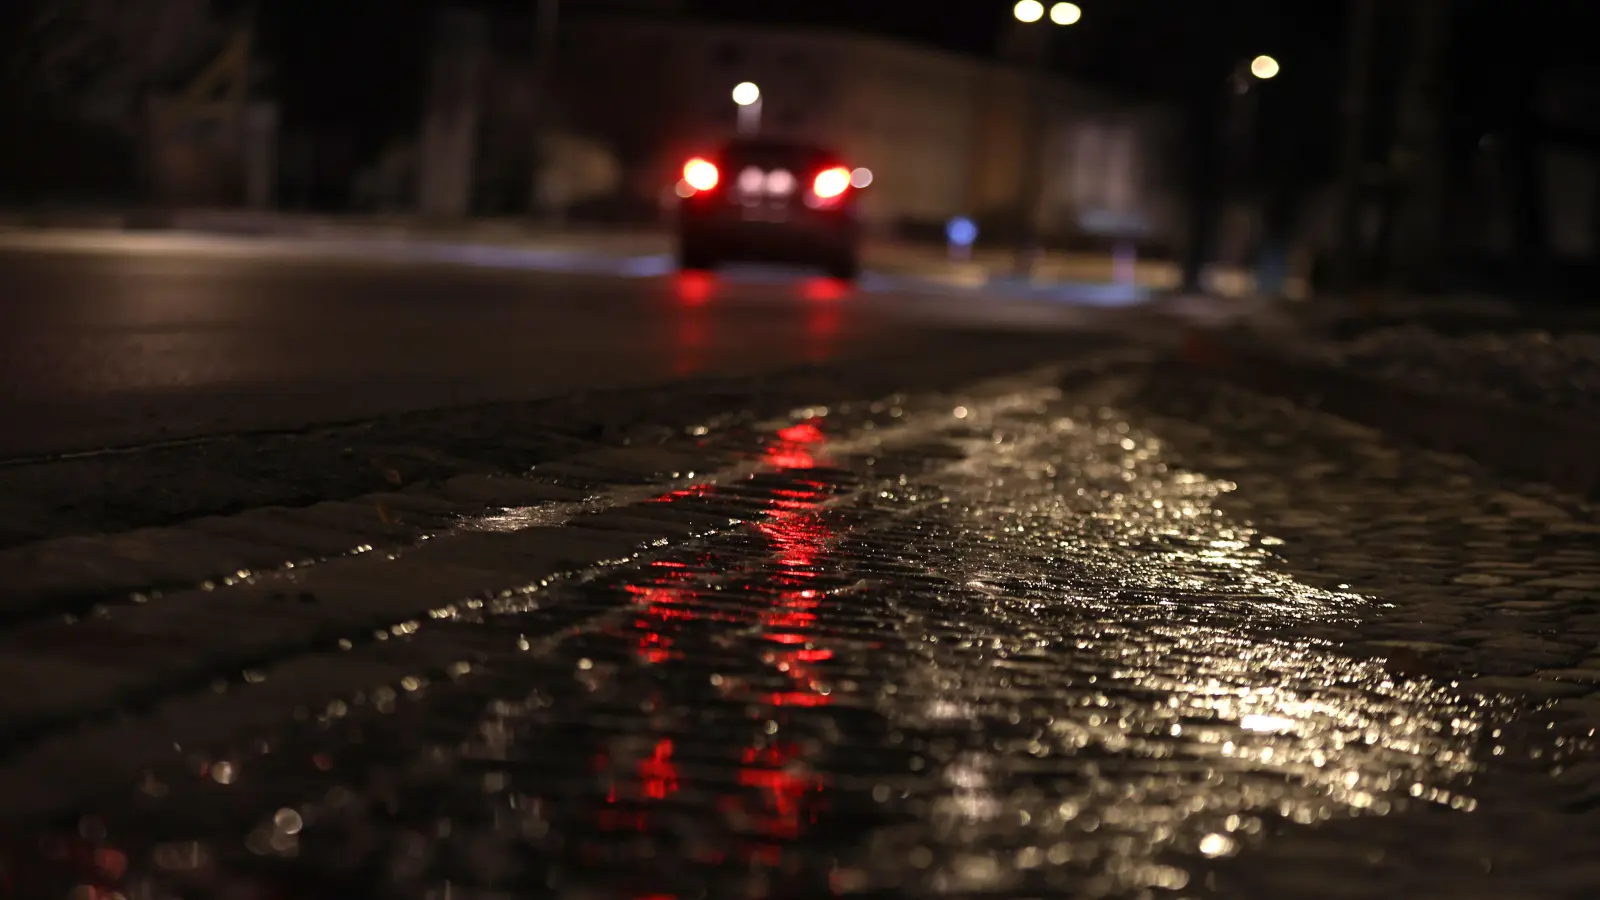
top-left (945, 216), bottom-right (978, 247)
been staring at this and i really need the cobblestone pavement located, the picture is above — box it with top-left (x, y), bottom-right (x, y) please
top-left (1329, 326), bottom-right (1600, 419)
top-left (3, 347), bottom-right (1600, 899)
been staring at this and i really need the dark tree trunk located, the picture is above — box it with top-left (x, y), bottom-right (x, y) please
top-left (1333, 0), bottom-right (1378, 293)
top-left (1506, 53), bottom-right (1549, 281)
top-left (1180, 76), bottom-right (1221, 293)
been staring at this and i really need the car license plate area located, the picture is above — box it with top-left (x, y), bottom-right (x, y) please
top-left (739, 206), bottom-right (789, 223)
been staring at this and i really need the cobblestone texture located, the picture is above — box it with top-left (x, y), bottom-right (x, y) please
top-left (0, 334), bottom-right (1086, 550)
top-left (1332, 326), bottom-right (1600, 419)
top-left (1, 349), bottom-right (1598, 899)
top-left (1182, 331), bottom-right (1600, 500)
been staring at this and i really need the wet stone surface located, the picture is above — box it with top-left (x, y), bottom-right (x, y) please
top-left (0, 335), bottom-right (1086, 549)
top-left (3, 358), bottom-right (1600, 899)
top-left (1330, 325), bottom-right (1600, 419)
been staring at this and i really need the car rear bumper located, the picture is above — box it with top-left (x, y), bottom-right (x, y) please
top-left (678, 207), bottom-right (859, 262)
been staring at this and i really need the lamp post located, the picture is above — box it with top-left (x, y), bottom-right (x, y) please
top-left (1223, 55), bottom-right (1278, 164)
top-left (1225, 55), bottom-right (1281, 296)
top-left (1180, 52), bottom-right (1280, 295)
top-left (529, 0), bottom-right (560, 223)
top-left (733, 81), bottom-right (762, 135)
top-left (1334, 0), bottom-right (1376, 294)
top-left (1010, 1), bottom-right (1081, 278)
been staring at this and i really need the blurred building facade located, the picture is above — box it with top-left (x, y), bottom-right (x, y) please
top-left (8, 0), bottom-right (1598, 295)
top-left (141, 24), bottom-right (278, 209)
top-left (544, 16), bottom-right (1183, 249)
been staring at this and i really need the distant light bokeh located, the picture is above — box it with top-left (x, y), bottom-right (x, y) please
top-left (1050, 2), bottom-right (1083, 25)
top-left (731, 81), bottom-right (761, 106)
top-left (1250, 55), bottom-right (1280, 79)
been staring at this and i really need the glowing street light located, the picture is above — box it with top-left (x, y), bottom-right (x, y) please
top-left (732, 81), bottom-right (762, 134)
top-left (1016, 1), bottom-right (1081, 25)
top-left (1250, 55), bottom-right (1280, 80)
top-left (1050, 2), bottom-right (1082, 25)
top-left (1010, 0), bottom-right (1081, 278)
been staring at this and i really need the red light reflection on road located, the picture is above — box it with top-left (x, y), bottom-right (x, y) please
top-left (622, 558), bottom-right (712, 665)
top-left (639, 739), bottom-right (680, 800)
top-left (734, 743), bottom-right (828, 840)
top-left (798, 277), bottom-right (847, 363)
top-left (776, 422), bottom-right (826, 444)
top-left (650, 485), bottom-right (712, 503)
top-left (586, 417), bottom-right (838, 868)
top-left (595, 735), bottom-right (681, 832)
top-left (753, 425), bottom-right (838, 708)
top-left (673, 270), bottom-right (715, 306)
top-left (670, 270), bottom-right (715, 376)
top-left (763, 445), bottom-right (816, 472)
top-left (765, 417), bottom-right (827, 472)
top-left (801, 277), bottom-right (849, 303)
top-left (805, 302), bottom-right (842, 364)
top-left (674, 314), bottom-right (707, 377)
top-left (740, 425), bottom-right (834, 852)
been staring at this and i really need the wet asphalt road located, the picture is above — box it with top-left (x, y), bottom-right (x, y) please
top-left (4, 237), bottom-right (1600, 899)
top-left (2, 350), bottom-right (1600, 898)
top-left (0, 235), bottom-right (1103, 458)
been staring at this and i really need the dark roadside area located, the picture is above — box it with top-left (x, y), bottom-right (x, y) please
top-left (1183, 293), bottom-right (1600, 498)
top-left (0, 330), bottom-right (1117, 562)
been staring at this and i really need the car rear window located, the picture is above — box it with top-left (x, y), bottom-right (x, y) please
top-left (718, 139), bottom-right (835, 173)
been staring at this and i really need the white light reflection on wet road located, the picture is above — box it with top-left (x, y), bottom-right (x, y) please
top-left (855, 395), bottom-right (1493, 896)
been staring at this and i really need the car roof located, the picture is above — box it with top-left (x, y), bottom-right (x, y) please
top-left (718, 137), bottom-right (837, 159)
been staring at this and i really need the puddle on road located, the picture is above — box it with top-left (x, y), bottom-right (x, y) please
top-left (7, 390), bottom-right (1578, 899)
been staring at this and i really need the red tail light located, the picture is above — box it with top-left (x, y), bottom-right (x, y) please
top-left (812, 166), bottom-right (851, 199)
top-left (683, 158), bottom-right (719, 192)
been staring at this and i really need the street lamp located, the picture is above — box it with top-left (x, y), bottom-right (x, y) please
top-left (1222, 55), bottom-right (1274, 176)
top-left (1050, 2), bottom-right (1083, 25)
top-left (1015, 1), bottom-right (1081, 25)
top-left (1223, 55), bottom-right (1284, 295)
top-left (1009, 1), bottom-right (1081, 276)
top-left (732, 81), bottom-right (762, 135)
top-left (1182, 53), bottom-right (1286, 293)
top-left (530, 0), bottom-right (561, 222)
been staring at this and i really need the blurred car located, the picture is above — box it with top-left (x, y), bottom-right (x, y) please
top-left (674, 137), bottom-right (863, 280)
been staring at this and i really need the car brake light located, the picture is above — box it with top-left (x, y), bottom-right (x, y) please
top-left (683, 158), bottom-right (719, 192)
top-left (812, 167), bottom-right (851, 199)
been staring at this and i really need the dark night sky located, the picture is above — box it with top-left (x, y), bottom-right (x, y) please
top-left (262, 1), bottom-right (1347, 123)
top-left (265, 0), bottom-right (1353, 102)
top-left (252, 0), bottom-right (1597, 185)
top-left (689, 0), bottom-right (1349, 93)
